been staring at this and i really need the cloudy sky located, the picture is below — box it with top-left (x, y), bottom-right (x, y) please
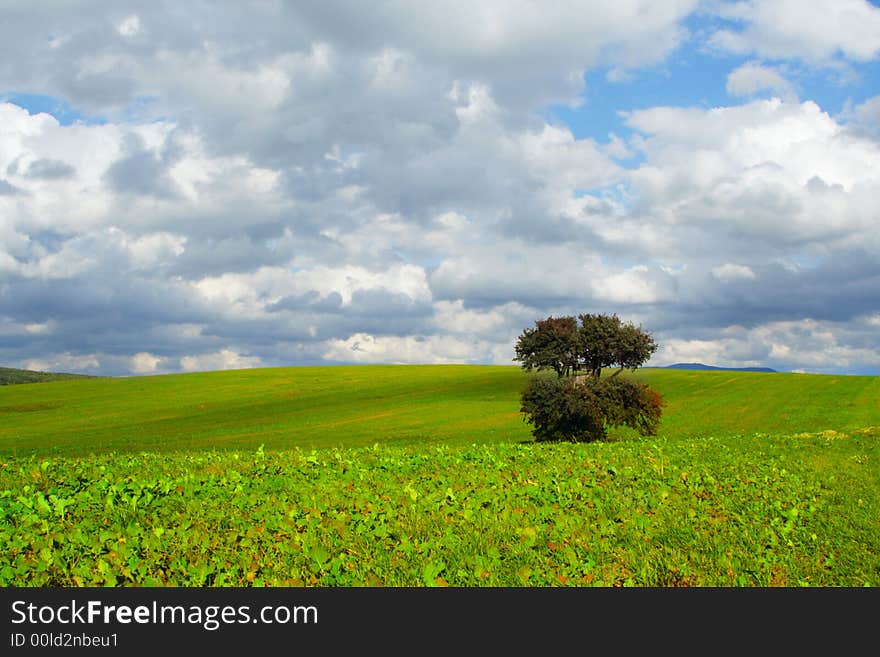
top-left (1, 1), bottom-right (879, 376)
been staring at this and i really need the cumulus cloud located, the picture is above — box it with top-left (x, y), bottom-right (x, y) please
top-left (848, 94), bottom-right (880, 139)
top-left (104, 132), bottom-right (182, 199)
top-left (323, 333), bottom-right (498, 365)
top-left (624, 98), bottom-right (880, 252)
top-left (25, 352), bottom-right (101, 373)
top-left (726, 61), bottom-right (796, 100)
top-left (653, 316), bottom-right (880, 374)
top-left (592, 265), bottom-right (677, 305)
top-left (1, 3), bottom-right (879, 376)
top-left (180, 349), bottom-right (262, 372)
top-left (709, 0), bottom-right (880, 63)
top-left (712, 263), bottom-right (756, 281)
top-left (130, 351), bottom-right (166, 374)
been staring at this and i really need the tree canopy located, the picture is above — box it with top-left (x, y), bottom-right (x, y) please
top-left (513, 315), bottom-right (578, 378)
top-left (514, 313), bottom-right (657, 379)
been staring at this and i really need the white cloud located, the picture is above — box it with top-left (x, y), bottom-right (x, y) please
top-left (712, 263), bottom-right (756, 281)
top-left (850, 95), bottom-right (880, 138)
top-left (710, 0), bottom-right (880, 63)
top-left (116, 15), bottom-right (142, 38)
top-left (625, 98), bottom-right (880, 251)
top-left (652, 316), bottom-right (880, 373)
top-left (592, 265), bottom-right (675, 305)
top-left (519, 123), bottom-right (622, 198)
top-left (24, 321), bottom-right (54, 334)
top-left (322, 333), bottom-right (495, 364)
top-left (753, 319), bottom-right (880, 372)
top-left (432, 300), bottom-right (531, 336)
top-left (19, 241), bottom-right (99, 280)
top-left (292, 264), bottom-right (432, 306)
top-left (450, 81), bottom-right (500, 126)
top-left (652, 337), bottom-right (742, 367)
top-left (602, 132), bottom-right (634, 160)
top-left (606, 67), bottom-right (635, 83)
top-left (191, 263), bottom-right (431, 319)
top-left (179, 349), bottom-right (262, 372)
top-left (24, 353), bottom-right (100, 373)
top-left (726, 62), bottom-right (796, 100)
top-left (130, 352), bottom-right (164, 373)
top-left (121, 230), bottom-right (187, 269)
top-left (430, 243), bottom-right (603, 306)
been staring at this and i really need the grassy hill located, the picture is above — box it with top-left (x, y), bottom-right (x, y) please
top-left (1, 364), bottom-right (878, 456)
top-left (1, 364), bottom-right (878, 586)
top-left (0, 366), bottom-right (96, 386)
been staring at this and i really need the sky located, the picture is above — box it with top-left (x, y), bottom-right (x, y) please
top-left (1, 1), bottom-right (879, 377)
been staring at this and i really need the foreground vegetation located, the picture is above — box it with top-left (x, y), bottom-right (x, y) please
top-left (2, 428), bottom-right (877, 586)
top-left (1, 365), bottom-right (878, 586)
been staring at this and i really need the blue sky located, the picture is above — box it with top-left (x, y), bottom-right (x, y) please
top-left (1, 1), bottom-right (879, 376)
top-left (552, 34), bottom-right (880, 145)
top-left (0, 93), bottom-right (100, 125)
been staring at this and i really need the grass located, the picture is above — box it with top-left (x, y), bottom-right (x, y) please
top-left (1, 365), bottom-right (878, 586)
top-left (1, 365), bottom-right (878, 457)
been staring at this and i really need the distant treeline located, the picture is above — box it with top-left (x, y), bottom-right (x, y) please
top-left (0, 367), bottom-right (97, 385)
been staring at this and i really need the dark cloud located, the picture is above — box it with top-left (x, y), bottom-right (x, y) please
top-left (0, 275), bottom-right (210, 327)
top-left (103, 133), bottom-right (180, 198)
top-left (0, 179), bottom-right (22, 195)
top-left (169, 237), bottom-right (290, 277)
top-left (24, 158), bottom-right (76, 179)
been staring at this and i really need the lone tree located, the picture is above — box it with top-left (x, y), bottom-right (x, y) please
top-left (513, 315), bottom-right (579, 377)
top-left (515, 313), bottom-right (663, 442)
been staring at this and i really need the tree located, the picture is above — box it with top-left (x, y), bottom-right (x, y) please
top-left (515, 313), bottom-right (663, 442)
top-left (576, 313), bottom-right (658, 378)
top-left (514, 313), bottom-right (657, 379)
top-left (520, 375), bottom-right (663, 442)
top-left (513, 315), bottom-right (578, 377)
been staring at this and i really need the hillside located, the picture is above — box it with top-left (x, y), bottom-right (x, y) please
top-left (2, 364), bottom-right (878, 588)
top-left (1, 365), bottom-right (877, 457)
top-left (0, 366), bottom-right (97, 385)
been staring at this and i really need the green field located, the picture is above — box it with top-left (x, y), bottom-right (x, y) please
top-left (2, 365), bottom-right (879, 457)
top-left (1, 365), bottom-right (878, 586)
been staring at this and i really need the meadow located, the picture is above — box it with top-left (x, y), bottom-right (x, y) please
top-left (1, 365), bottom-right (878, 586)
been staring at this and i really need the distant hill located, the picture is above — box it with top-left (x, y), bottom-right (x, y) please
top-left (0, 367), bottom-right (98, 385)
top-left (657, 362), bottom-right (777, 373)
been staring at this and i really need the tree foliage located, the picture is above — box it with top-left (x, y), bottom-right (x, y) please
top-left (515, 312), bottom-right (663, 442)
top-left (514, 313), bottom-right (657, 379)
top-left (513, 316), bottom-right (578, 377)
top-left (520, 375), bottom-right (664, 443)
top-left (576, 313), bottom-right (658, 378)
top-left (519, 376), bottom-right (604, 443)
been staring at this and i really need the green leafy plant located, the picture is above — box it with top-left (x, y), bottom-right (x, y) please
top-left (1, 428), bottom-right (877, 587)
